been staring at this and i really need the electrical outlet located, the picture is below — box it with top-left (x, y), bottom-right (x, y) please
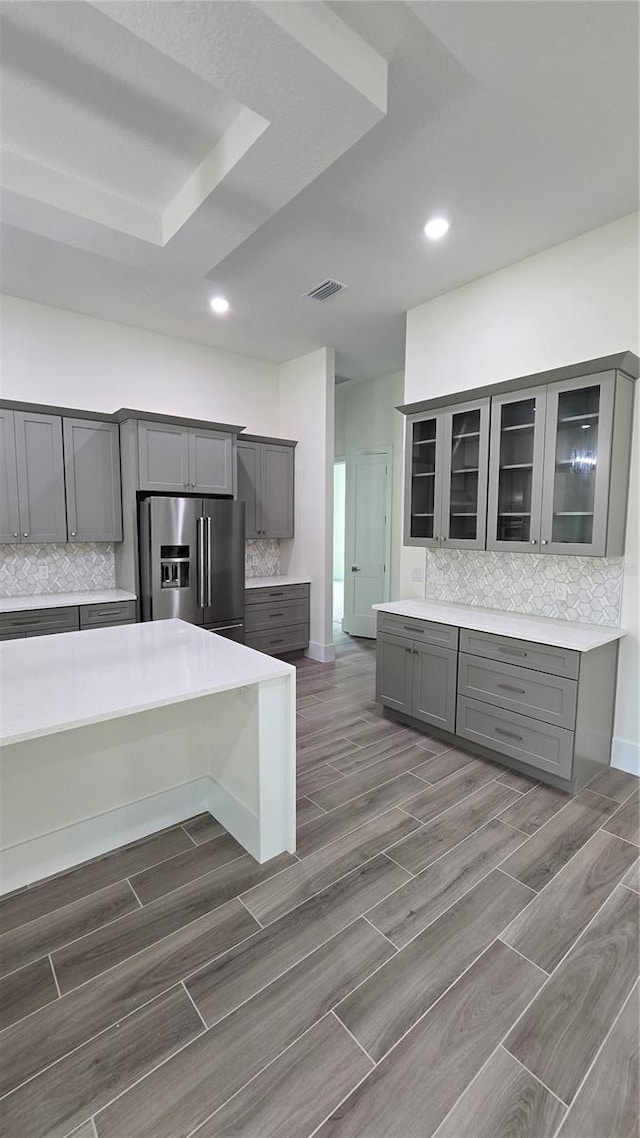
top-left (411, 566), bottom-right (425, 583)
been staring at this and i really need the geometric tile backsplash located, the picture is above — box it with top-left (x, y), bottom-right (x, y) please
top-left (245, 538), bottom-right (281, 578)
top-left (0, 543), bottom-right (117, 597)
top-left (425, 548), bottom-right (624, 626)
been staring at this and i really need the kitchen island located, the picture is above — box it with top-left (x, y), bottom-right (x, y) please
top-left (0, 619), bottom-right (296, 893)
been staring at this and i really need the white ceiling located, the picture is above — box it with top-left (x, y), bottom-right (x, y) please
top-left (1, 0), bottom-right (637, 381)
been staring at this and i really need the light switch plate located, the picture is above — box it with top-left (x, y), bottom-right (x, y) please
top-left (411, 566), bottom-right (425, 583)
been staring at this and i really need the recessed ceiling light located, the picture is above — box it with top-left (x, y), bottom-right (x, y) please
top-left (424, 217), bottom-right (450, 240)
top-left (209, 296), bottom-right (230, 315)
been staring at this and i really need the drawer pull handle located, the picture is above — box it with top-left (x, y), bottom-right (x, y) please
top-left (496, 683), bottom-right (526, 694)
top-left (269, 592), bottom-right (285, 597)
top-left (269, 613), bottom-right (285, 619)
top-left (403, 625), bottom-right (426, 634)
top-left (270, 639), bottom-right (285, 645)
top-left (498, 647), bottom-right (527, 657)
top-left (494, 726), bottom-right (523, 741)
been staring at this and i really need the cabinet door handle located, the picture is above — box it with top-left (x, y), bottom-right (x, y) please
top-left (498, 647), bottom-right (527, 657)
top-left (494, 726), bottom-right (523, 741)
top-left (23, 533), bottom-right (29, 537)
top-left (405, 646), bottom-right (411, 653)
top-left (496, 683), bottom-right (526, 694)
top-left (541, 539), bottom-right (548, 545)
top-left (413, 648), bottom-right (419, 655)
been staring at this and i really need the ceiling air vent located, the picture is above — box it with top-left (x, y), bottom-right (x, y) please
top-left (305, 278), bottom-right (347, 302)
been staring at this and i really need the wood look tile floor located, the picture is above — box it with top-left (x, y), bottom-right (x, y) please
top-left (1, 630), bottom-right (638, 1138)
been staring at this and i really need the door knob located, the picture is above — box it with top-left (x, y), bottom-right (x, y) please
top-left (351, 566), bottom-right (360, 572)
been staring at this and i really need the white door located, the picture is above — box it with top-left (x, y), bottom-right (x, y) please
top-left (343, 449), bottom-right (391, 638)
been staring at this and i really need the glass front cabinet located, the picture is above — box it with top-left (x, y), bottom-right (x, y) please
top-left (403, 358), bottom-right (636, 557)
top-left (405, 398), bottom-right (490, 549)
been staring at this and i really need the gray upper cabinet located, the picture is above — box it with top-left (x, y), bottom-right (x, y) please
top-left (405, 398), bottom-right (489, 549)
top-left (237, 439), bottom-right (295, 539)
top-left (539, 373), bottom-right (618, 556)
top-left (237, 441), bottom-right (260, 538)
top-left (63, 418), bottom-right (123, 542)
top-left (487, 387), bottom-right (547, 552)
top-left (403, 355), bottom-right (637, 558)
top-left (14, 411), bottom-right (67, 543)
top-left (138, 422), bottom-right (190, 492)
top-left (0, 410), bottom-right (20, 543)
top-left (189, 428), bottom-right (235, 495)
top-left (138, 421), bottom-right (235, 495)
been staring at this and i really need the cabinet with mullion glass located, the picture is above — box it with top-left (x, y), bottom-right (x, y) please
top-left (441, 399), bottom-right (490, 549)
top-left (405, 412), bottom-right (443, 545)
top-left (487, 388), bottom-right (547, 551)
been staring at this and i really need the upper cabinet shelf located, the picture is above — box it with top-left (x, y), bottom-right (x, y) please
top-left (402, 354), bottom-right (637, 557)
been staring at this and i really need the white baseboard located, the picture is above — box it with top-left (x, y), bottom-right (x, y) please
top-left (611, 737), bottom-right (640, 777)
top-left (307, 640), bottom-right (336, 663)
top-left (0, 778), bottom-right (211, 895)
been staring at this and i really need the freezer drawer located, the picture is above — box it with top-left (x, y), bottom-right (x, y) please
top-left (456, 695), bottom-right (574, 779)
top-left (459, 628), bottom-right (579, 680)
top-left (457, 653), bottom-right (578, 730)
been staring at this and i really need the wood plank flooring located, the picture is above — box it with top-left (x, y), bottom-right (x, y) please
top-left (0, 629), bottom-right (637, 1138)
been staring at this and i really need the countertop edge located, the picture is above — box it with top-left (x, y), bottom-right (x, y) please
top-left (0, 589), bottom-right (137, 614)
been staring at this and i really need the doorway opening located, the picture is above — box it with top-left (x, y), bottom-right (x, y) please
top-left (333, 460), bottom-right (346, 627)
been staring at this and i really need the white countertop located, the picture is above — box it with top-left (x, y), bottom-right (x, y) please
top-left (0, 619), bottom-right (294, 746)
top-left (0, 589), bottom-right (137, 614)
top-left (373, 599), bottom-right (626, 652)
top-left (245, 576), bottom-right (311, 589)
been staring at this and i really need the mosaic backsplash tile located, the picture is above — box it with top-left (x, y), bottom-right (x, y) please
top-left (0, 543), bottom-right (116, 597)
top-left (425, 548), bottom-right (624, 626)
top-left (245, 538), bottom-right (281, 578)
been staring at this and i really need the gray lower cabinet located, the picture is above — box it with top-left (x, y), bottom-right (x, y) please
top-left (14, 411), bottom-right (67, 543)
top-left (138, 421), bottom-right (235, 495)
top-left (237, 439), bottom-right (295, 539)
top-left (376, 631), bottom-right (457, 732)
top-left (63, 418), bottom-right (123, 542)
top-left (375, 612), bottom-right (619, 792)
top-left (0, 601), bottom-right (136, 641)
top-left (245, 583), bottom-right (309, 655)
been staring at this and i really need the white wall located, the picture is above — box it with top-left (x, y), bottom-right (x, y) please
top-left (0, 295), bottom-right (280, 434)
top-left (335, 371), bottom-right (404, 600)
top-left (402, 212), bottom-right (640, 770)
top-left (333, 461), bottom-right (345, 582)
top-left (278, 348), bottom-right (335, 662)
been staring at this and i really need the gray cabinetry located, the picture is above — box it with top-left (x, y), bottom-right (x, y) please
top-left (405, 399), bottom-right (490, 549)
top-left (138, 421), bottom-right (235, 495)
top-left (376, 628), bottom-right (457, 732)
top-left (63, 418), bottom-right (123, 542)
top-left (245, 583), bottom-right (309, 656)
top-left (402, 353), bottom-right (637, 558)
top-left (14, 411), bottom-right (67, 543)
top-left (0, 600), bottom-right (136, 641)
top-left (237, 438), bottom-right (295, 539)
top-left (0, 410), bottom-right (20, 543)
top-left (375, 609), bottom-right (619, 793)
top-left (137, 422), bottom-right (191, 492)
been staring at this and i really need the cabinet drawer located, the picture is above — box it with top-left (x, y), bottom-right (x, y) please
top-left (0, 606), bottom-right (79, 636)
top-left (80, 601), bottom-right (136, 628)
top-left (245, 599), bottom-right (309, 633)
top-left (377, 612), bottom-right (458, 650)
top-left (457, 695), bottom-right (574, 779)
top-left (245, 584), bottom-right (309, 605)
top-left (458, 653), bottom-right (577, 730)
top-left (459, 629), bottom-right (579, 680)
top-left (246, 624), bottom-right (309, 655)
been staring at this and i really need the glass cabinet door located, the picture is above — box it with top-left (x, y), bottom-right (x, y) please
top-left (441, 399), bottom-right (490, 549)
top-left (487, 388), bottom-right (547, 551)
top-left (540, 375), bottom-right (614, 555)
top-left (406, 413), bottom-right (443, 545)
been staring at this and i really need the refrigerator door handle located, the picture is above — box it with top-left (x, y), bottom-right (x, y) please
top-left (197, 516), bottom-right (206, 608)
top-left (206, 516), bottom-right (213, 606)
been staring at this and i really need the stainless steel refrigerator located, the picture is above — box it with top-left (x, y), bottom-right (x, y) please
top-left (139, 496), bottom-right (245, 641)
